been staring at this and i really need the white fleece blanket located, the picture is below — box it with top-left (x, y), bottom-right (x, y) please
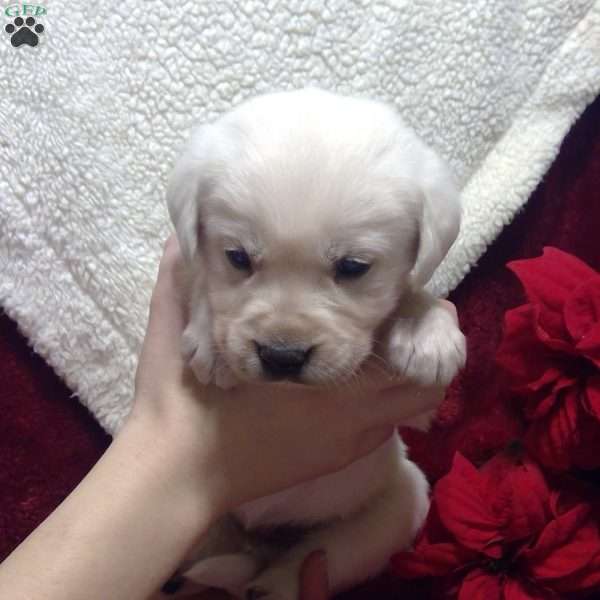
top-left (1, 1), bottom-right (599, 434)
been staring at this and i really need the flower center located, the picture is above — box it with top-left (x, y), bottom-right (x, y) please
top-left (484, 556), bottom-right (514, 575)
top-left (564, 354), bottom-right (597, 381)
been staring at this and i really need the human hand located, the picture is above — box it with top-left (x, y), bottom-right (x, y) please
top-left (130, 236), bottom-right (449, 515)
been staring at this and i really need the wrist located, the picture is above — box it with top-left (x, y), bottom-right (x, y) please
top-left (0, 401), bottom-right (225, 600)
top-left (118, 408), bottom-right (225, 540)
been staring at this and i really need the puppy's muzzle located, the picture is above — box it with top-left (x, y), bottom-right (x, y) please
top-left (255, 342), bottom-right (314, 380)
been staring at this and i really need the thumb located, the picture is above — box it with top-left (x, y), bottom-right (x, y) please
top-left (371, 383), bottom-right (446, 428)
top-left (354, 426), bottom-right (396, 460)
top-left (299, 551), bottom-right (329, 600)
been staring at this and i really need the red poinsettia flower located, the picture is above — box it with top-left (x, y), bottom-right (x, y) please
top-left (392, 450), bottom-right (600, 599)
top-left (495, 247), bottom-right (600, 470)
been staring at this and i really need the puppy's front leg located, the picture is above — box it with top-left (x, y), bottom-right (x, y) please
top-left (160, 517), bottom-right (262, 597)
top-left (245, 459), bottom-right (429, 600)
top-left (181, 267), bottom-right (236, 388)
top-left (181, 272), bottom-right (215, 384)
top-left (386, 290), bottom-right (466, 388)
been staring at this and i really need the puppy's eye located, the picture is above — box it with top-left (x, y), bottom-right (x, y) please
top-left (225, 248), bottom-right (252, 273)
top-left (334, 257), bottom-right (371, 280)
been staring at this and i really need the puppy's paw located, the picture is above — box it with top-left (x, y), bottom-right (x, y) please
top-left (215, 359), bottom-right (237, 390)
top-left (182, 325), bottom-right (239, 388)
top-left (387, 305), bottom-right (466, 387)
top-left (245, 565), bottom-right (298, 600)
top-left (181, 325), bottom-right (214, 384)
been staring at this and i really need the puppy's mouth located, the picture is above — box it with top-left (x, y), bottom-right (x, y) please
top-left (227, 343), bottom-right (365, 387)
top-left (220, 332), bottom-right (372, 386)
top-left (263, 374), bottom-right (311, 386)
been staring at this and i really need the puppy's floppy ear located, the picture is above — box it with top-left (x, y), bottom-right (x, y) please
top-left (166, 125), bottom-right (218, 263)
top-left (410, 151), bottom-right (461, 288)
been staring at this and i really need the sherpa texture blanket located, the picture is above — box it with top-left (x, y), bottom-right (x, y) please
top-left (0, 1), bottom-right (599, 433)
top-left (2, 95), bottom-right (600, 598)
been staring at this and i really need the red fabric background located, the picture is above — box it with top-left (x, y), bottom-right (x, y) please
top-left (1, 94), bottom-right (599, 599)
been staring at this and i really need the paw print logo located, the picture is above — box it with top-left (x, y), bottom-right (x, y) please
top-left (5, 16), bottom-right (44, 47)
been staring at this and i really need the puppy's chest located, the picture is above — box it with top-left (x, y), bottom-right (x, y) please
top-left (233, 435), bottom-right (402, 530)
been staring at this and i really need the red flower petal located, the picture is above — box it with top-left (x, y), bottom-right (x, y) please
top-left (523, 503), bottom-right (600, 593)
top-left (497, 306), bottom-right (564, 390)
top-left (508, 248), bottom-right (597, 340)
top-left (570, 405), bottom-right (600, 469)
top-left (503, 578), bottom-right (557, 600)
top-left (480, 452), bottom-right (551, 542)
top-left (564, 278), bottom-right (600, 345)
top-left (531, 307), bottom-right (577, 354)
top-left (458, 569), bottom-right (502, 600)
top-left (525, 389), bottom-right (580, 470)
top-left (418, 497), bottom-right (457, 544)
top-left (391, 541), bottom-right (474, 578)
top-left (582, 376), bottom-right (600, 421)
top-left (521, 371), bottom-right (575, 421)
top-left (576, 323), bottom-right (600, 368)
top-left (435, 454), bottom-right (504, 557)
top-left (524, 503), bottom-right (589, 572)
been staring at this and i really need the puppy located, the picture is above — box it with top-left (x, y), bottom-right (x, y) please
top-left (166, 88), bottom-right (466, 599)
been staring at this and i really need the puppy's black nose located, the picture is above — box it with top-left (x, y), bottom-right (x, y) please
top-left (256, 343), bottom-right (312, 379)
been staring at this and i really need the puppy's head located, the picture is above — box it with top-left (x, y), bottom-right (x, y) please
top-left (168, 89), bottom-right (460, 385)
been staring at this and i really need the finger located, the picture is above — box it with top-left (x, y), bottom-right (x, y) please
top-left (354, 426), bottom-right (396, 459)
top-left (151, 235), bottom-right (185, 314)
top-left (298, 551), bottom-right (329, 600)
top-left (370, 383), bottom-right (446, 427)
top-left (144, 236), bottom-right (188, 350)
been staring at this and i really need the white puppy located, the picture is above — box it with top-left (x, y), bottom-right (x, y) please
top-left (166, 88), bottom-right (466, 599)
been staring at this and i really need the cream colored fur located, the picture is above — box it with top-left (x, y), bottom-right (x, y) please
top-left (166, 89), bottom-right (466, 599)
